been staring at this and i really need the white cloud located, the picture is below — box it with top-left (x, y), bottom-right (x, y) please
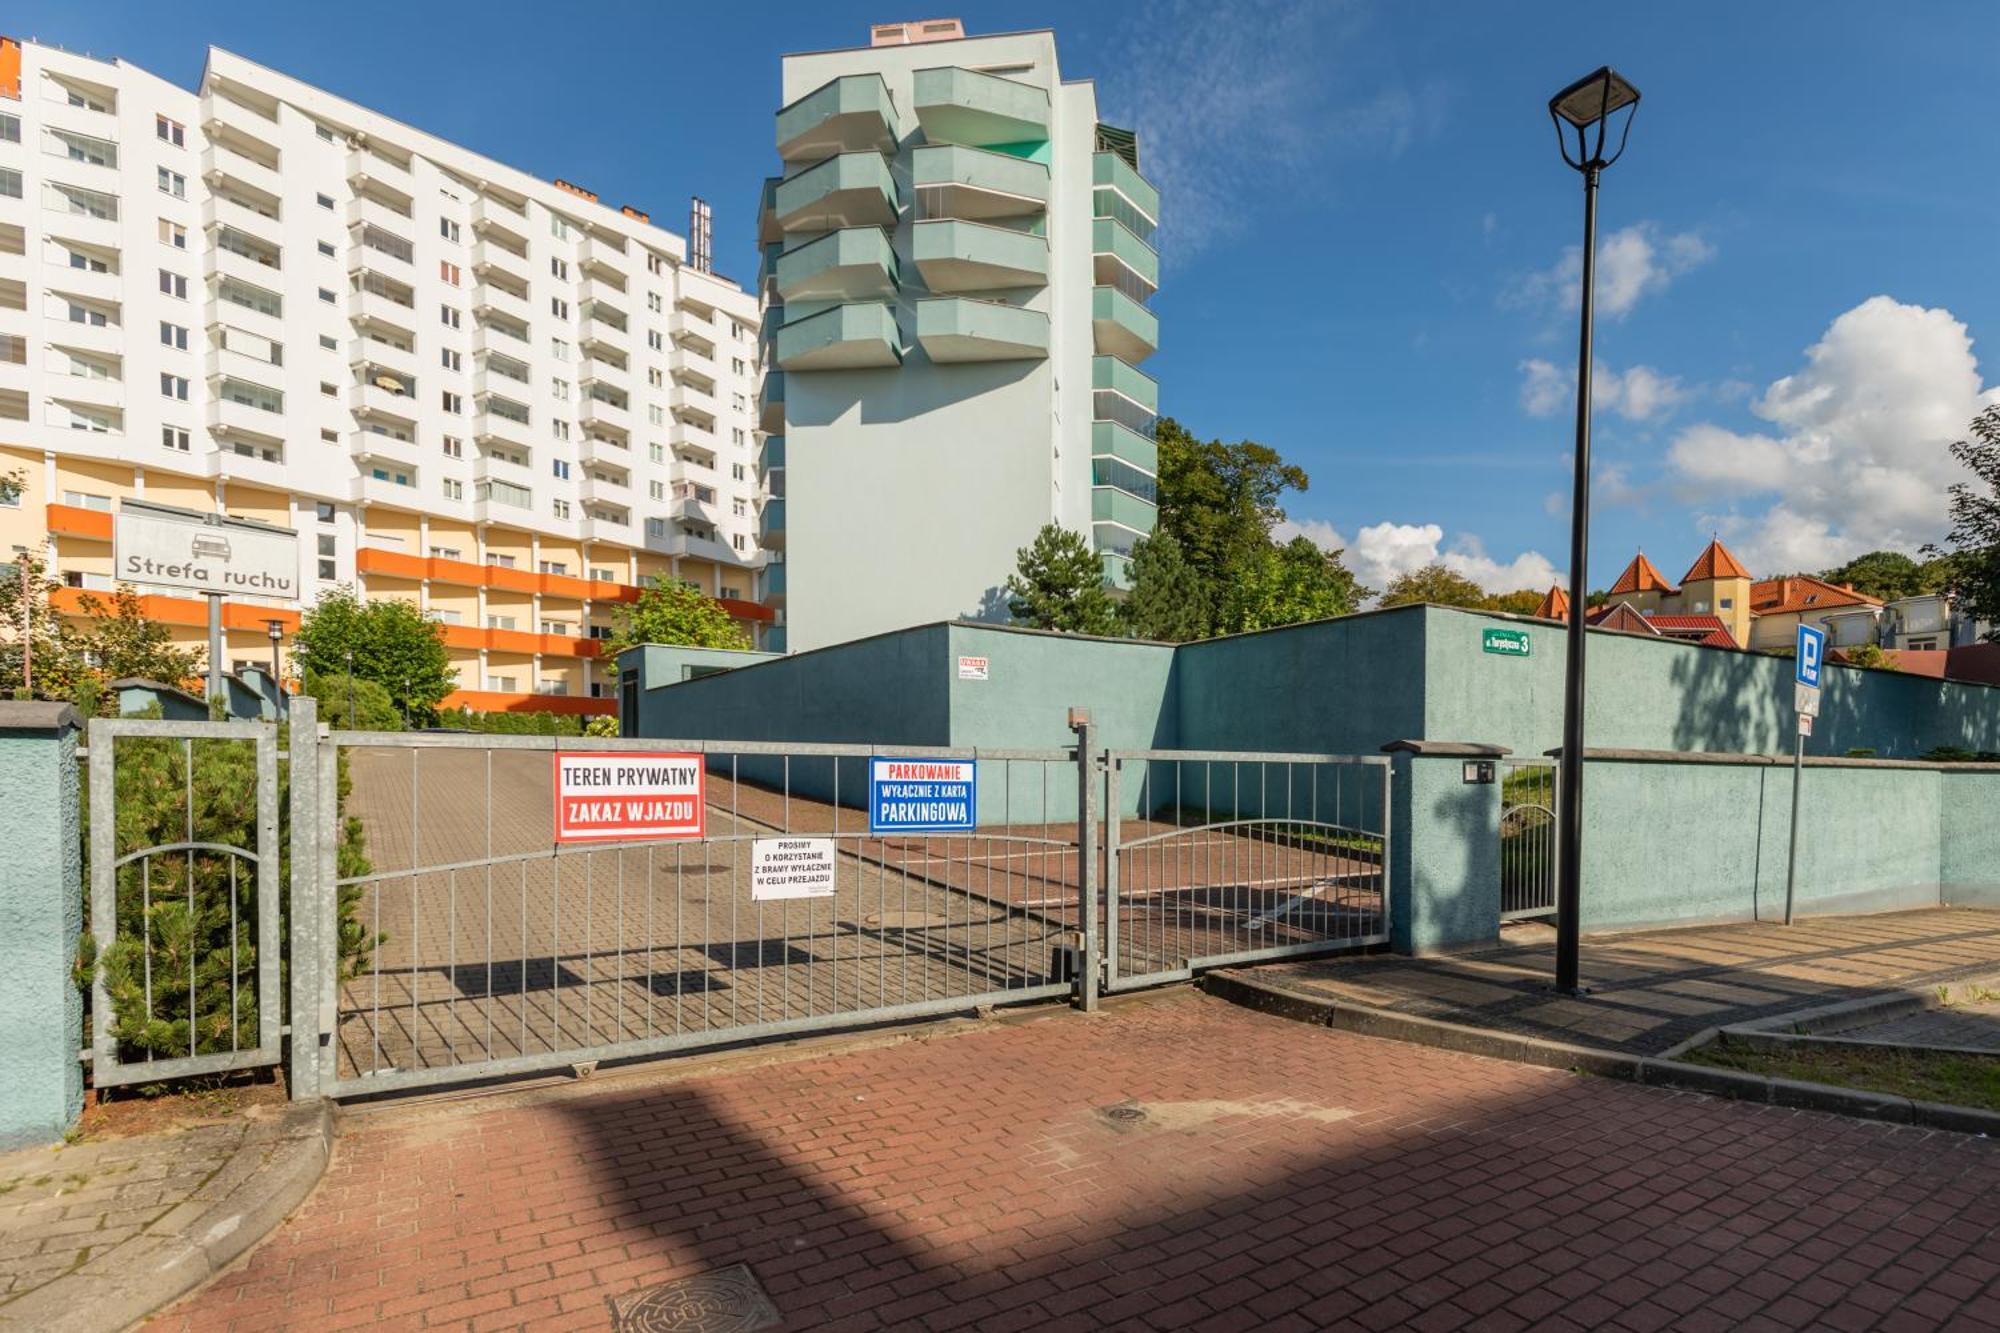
top-left (1276, 519), bottom-right (1562, 597)
top-left (1518, 358), bottom-right (1687, 422)
top-left (1666, 295), bottom-right (2000, 570)
top-left (1509, 223), bottom-right (1715, 320)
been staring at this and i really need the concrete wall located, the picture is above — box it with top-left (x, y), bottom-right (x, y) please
top-left (1575, 753), bottom-right (2000, 933)
top-left (1175, 610), bottom-right (1427, 755)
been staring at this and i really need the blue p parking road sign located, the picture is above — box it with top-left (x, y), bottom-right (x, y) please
top-left (869, 757), bottom-right (977, 834)
top-left (1796, 624), bottom-right (1826, 688)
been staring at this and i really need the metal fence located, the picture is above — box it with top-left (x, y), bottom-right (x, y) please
top-left (1102, 750), bottom-right (1392, 991)
top-left (86, 717), bottom-right (283, 1088)
top-left (314, 734), bottom-right (1083, 1095)
top-left (1500, 759), bottom-right (1557, 921)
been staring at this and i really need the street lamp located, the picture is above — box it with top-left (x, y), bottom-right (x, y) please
top-left (264, 619), bottom-right (285, 720)
top-left (1549, 67), bottom-right (1640, 996)
top-left (344, 645), bottom-right (355, 728)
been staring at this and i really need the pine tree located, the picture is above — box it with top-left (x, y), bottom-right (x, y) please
top-left (1005, 523), bottom-right (1117, 635)
top-left (1121, 533), bottom-right (1211, 641)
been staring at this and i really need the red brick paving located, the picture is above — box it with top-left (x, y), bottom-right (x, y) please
top-left (161, 990), bottom-right (2000, 1331)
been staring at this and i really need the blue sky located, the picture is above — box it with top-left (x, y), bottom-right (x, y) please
top-left (17, 0), bottom-right (2000, 594)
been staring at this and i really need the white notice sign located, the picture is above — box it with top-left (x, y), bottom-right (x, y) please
top-left (1795, 682), bottom-right (1821, 718)
top-left (114, 500), bottom-right (300, 600)
top-left (751, 837), bottom-right (837, 900)
top-left (957, 655), bottom-right (990, 681)
top-left (1798, 713), bottom-right (1814, 737)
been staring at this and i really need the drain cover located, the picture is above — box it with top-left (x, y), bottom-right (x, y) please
top-left (1100, 1103), bottom-right (1148, 1124)
top-left (864, 910), bottom-right (950, 929)
top-left (608, 1264), bottom-right (780, 1333)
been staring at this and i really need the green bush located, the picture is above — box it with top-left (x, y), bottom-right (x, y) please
top-left (434, 706), bottom-right (591, 736)
top-left (304, 672), bottom-right (405, 731)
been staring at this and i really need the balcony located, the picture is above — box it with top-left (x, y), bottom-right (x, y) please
top-left (758, 371), bottom-right (785, 433)
top-left (473, 452), bottom-right (533, 489)
top-left (578, 357), bottom-right (628, 395)
top-left (580, 514), bottom-right (632, 543)
top-left (580, 433), bottom-right (632, 465)
top-left (911, 145), bottom-right (1049, 221)
top-left (206, 242), bottom-right (280, 294)
top-left (346, 192), bottom-right (413, 237)
top-left (1092, 151), bottom-right (1160, 234)
top-left (472, 238), bottom-right (530, 287)
top-left (1092, 286), bottom-right (1158, 363)
top-left (582, 309), bottom-right (627, 353)
top-left (473, 358), bottom-right (531, 400)
top-left (349, 288), bottom-right (418, 339)
top-left (772, 153), bottom-right (899, 234)
top-left (471, 323), bottom-right (528, 359)
top-left (576, 234), bottom-right (629, 283)
top-left (201, 192), bottom-right (281, 245)
top-left (580, 473), bottom-right (630, 505)
top-left (1092, 485), bottom-right (1157, 536)
top-left (470, 194), bottom-right (531, 249)
top-left (759, 435), bottom-right (785, 477)
top-left (777, 73), bottom-right (901, 163)
top-left (474, 408), bottom-right (534, 454)
top-left (1092, 354), bottom-right (1158, 434)
top-left (761, 561), bottom-right (786, 605)
top-left (346, 147), bottom-right (414, 205)
top-left (350, 428), bottom-right (424, 471)
top-left (207, 395), bottom-right (285, 446)
top-left (913, 67), bottom-right (1050, 147)
top-left (350, 377), bottom-right (420, 426)
top-left (202, 141), bottom-right (282, 203)
top-left (1092, 420), bottom-right (1158, 474)
top-left (349, 335), bottom-right (418, 381)
top-left (473, 282), bottom-right (533, 328)
top-left (773, 227), bottom-right (898, 303)
top-left (773, 303), bottom-right (900, 371)
top-left (578, 278), bottom-right (626, 314)
top-left (911, 219), bottom-right (1048, 293)
top-left (581, 394), bottom-right (631, 436)
top-left (1092, 217), bottom-right (1159, 301)
top-left (759, 497), bottom-right (785, 550)
top-left (915, 297), bottom-right (1048, 363)
top-left (669, 491), bottom-right (717, 524)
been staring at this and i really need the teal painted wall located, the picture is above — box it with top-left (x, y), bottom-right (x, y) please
top-left (1388, 752), bottom-right (1502, 954)
top-left (1940, 769), bottom-right (2000, 906)
top-left (0, 709), bottom-right (84, 1149)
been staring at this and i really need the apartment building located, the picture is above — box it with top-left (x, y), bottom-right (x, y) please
top-left (0, 37), bottom-right (771, 714)
top-left (758, 18), bottom-right (1160, 652)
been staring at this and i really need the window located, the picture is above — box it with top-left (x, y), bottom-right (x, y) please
top-left (552, 379), bottom-right (570, 401)
top-left (156, 115), bottom-right (185, 146)
top-left (61, 490), bottom-right (114, 511)
top-left (552, 459), bottom-right (571, 480)
top-left (647, 330), bottom-right (664, 351)
top-left (648, 480), bottom-right (664, 501)
top-left (160, 373), bottom-right (189, 400)
top-left (731, 428), bottom-right (746, 446)
top-left (732, 533), bottom-right (746, 551)
top-left (442, 478), bottom-right (464, 500)
top-left (552, 498), bottom-right (571, 519)
top-left (441, 435), bottom-right (463, 458)
top-left (162, 425), bottom-right (191, 452)
top-left (159, 321), bottom-right (188, 350)
top-left (552, 420), bottom-right (571, 441)
top-left (320, 428), bottom-right (338, 442)
top-left (316, 123), bottom-right (337, 142)
top-left (318, 287), bottom-right (337, 304)
top-left (551, 338), bottom-right (570, 361)
top-left (439, 218), bottom-right (461, 243)
top-left (319, 556), bottom-right (337, 581)
top-left (1720, 598), bottom-right (1734, 611)
top-left (732, 498), bottom-right (747, 517)
top-left (731, 463), bottom-right (746, 481)
top-left (647, 405), bottom-right (664, 426)
top-left (647, 254), bottom-right (665, 276)
top-left (0, 112), bottom-right (18, 144)
top-left (732, 357), bottom-right (746, 375)
top-left (317, 193), bottom-right (335, 210)
top-left (320, 381), bottom-right (337, 398)
top-left (317, 534), bottom-right (336, 560)
top-left (157, 167), bottom-right (186, 198)
top-left (732, 393), bottom-right (747, 412)
top-left (551, 298), bottom-right (570, 319)
top-left (648, 443), bottom-right (664, 463)
top-left (439, 260), bottom-right (461, 287)
top-left (317, 240), bottom-right (336, 258)
top-left (158, 218), bottom-right (187, 249)
top-left (158, 269), bottom-right (188, 299)
top-left (647, 368), bottom-right (663, 388)
top-left (441, 391), bottom-right (463, 414)
top-left (441, 348), bottom-right (462, 372)
top-left (551, 215), bottom-right (572, 240)
top-left (316, 502), bottom-right (337, 523)
top-left (550, 258), bottom-right (569, 280)
top-left (722, 585), bottom-right (742, 601)
top-left (319, 334), bottom-right (338, 350)
top-left (440, 304), bottom-right (461, 329)
top-left (647, 292), bottom-right (663, 313)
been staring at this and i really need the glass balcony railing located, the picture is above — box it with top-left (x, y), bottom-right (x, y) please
top-left (1092, 151), bottom-right (1160, 230)
top-left (913, 66), bottom-right (1051, 148)
top-left (911, 145), bottom-right (1049, 220)
top-left (759, 435), bottom-right (785, 476)
top-left (759, 497), bottom-right (786, 549)
top-left (1092, 285), bottom-right (1159, 363)
top-left (1091, 217), bottom-right (1158, 301)
top-left (1091, 456), bottom-right (1159, 505)
top-left (1092, 354), bottom-right (1157, 410)
top-left (776, 73), bottom-right (900, 163)
top-left (1092, 420), bottom-right (1158, 473)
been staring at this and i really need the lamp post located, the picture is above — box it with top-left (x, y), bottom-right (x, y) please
top-left (1548, 67), bottom-right (1640, 995)
top-left (345, 645), bottom-right (355, 728)
top-left (264, 619), bottom-right (284, 719)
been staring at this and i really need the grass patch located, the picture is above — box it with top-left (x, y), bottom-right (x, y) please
top-left (1686, 1039), bottom-right (2000, 1111)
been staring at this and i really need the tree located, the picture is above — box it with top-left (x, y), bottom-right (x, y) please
top-left (1120, 533), bottom-right (1210, 642)
top-left (1838, 643), bottom-right (1900, 672)
top-left (293, 587), bottom-right (453, 724)
top-left (1221, 536), bottom-right (1370, 633)
top-left (1379, 563), bottom-right (1491, 610)
top-left (0, 553), bottom-right (92, 702)
top-left (1005, 523), bottom-right (1117, 635)
top-left (302, 671), bottom-right (405, 731)
top-left (1485, 589), bottom-right (1547, 616)
top-left (75, 586), bottom-right (204, 685)
top-left (1931, 403), bottom-right (2000, 638)
top-left (1154, 417), bottom-right (1310, 595)
top-left (605, 579), bottom-right (752, 659)
top-left (1820, 550), bottom-right (1926, 601)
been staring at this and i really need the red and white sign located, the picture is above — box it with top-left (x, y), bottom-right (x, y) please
top-left (553, 751), bottom-right (706, 843)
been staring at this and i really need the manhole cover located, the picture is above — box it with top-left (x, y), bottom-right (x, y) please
top-left (864, 910), bottom-right (950, 929)
top-left (1099, 1103), bottom-right (1148, 1125)
top-left (608, 1264), bottom-right (780, 1332)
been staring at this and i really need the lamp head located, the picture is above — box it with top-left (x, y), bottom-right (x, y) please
top-left (1549, 66), bottom-right (1641, 172)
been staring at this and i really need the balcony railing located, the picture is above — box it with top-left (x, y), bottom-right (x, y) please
top-left (911, 144), bottom-right (1049, 221)
top-left (773, 226), bottom-right (899, 303)
top-left (773, 303), bottom-right (901, 372)
top-left (912, 66), bottom-right (1050, 147)
top-left (911, 218), bottom-right (1049, 293)
top-left (1091, 286), bottom-right (1158, 363)
top-left (772, 152), bottom-right (899, 234)
top-left (776, 73), bottom-right (900, 163)
top-left (914, 297), bottom-right (1049, 364)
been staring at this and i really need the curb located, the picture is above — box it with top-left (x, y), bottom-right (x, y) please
top-left (1202, 968), bottom-right (2000, 1138)
top-left (0, 1099), bottom-right (334, 1333)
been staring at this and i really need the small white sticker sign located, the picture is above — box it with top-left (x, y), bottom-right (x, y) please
top-left (957, 655), bottom-right (990, 681)
top-left (751, 837), bottom-right (837, 900)
top-left (1798, 713), bottom-right (1814, 737)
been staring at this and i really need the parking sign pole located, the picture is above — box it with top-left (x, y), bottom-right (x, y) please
top-left (1784, 624), bottom-right (1824, 926)
top-left (1783, 723), bottom-right (1804, 926)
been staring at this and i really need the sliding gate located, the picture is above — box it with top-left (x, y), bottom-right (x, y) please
top-left (1102, 750), bottom-right (1392, 991)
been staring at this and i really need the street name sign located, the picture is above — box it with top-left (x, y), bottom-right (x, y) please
top-left (868, 757), bottom-right (976, 834)
top-left (1482, 628), bottom-right (1532, 658)
top-left (553, 752), bottom-right (706, 842)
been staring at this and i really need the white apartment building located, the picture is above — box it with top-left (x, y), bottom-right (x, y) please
top-left (0, 37), bottom-right (770, 714)
top-left (758, 19), bottom-right (1161, 652)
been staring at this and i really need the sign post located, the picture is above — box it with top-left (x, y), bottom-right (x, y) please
top-left (1784, 624), bottom-right (1826, 926)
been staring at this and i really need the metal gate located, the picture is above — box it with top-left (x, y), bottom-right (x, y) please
top-left (1101, 750), bottom-right (1391, 991)
top-left (303, 732), bottom-right (1083, 1096)
top-left (1499, 759), bottom-right (1557, 920)
top-left (86, 716), bottom-right (286, 1087)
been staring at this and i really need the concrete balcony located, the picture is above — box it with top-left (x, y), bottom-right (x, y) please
top-left (216, 446), bottom-right (293, 493)
top-left (915, 297), bottom-right (1048, 363)
top-left (1092, 152), bottom-right (1160, 232)
top-left (761, 561), bottom-right (786, 606)
top-left (1092, 485), bottom-right (1157, 536)
top-left (201, 192), bottom-right (282, 246)
top-left (349, 335), bottom-right (418, 381)
top-left (1091, 419), bottom-right (1159, 474)
top-left (205, 242), bottom-right (281, 293)
top-left (202, 142), bottom-right (283, 203)
top-left (580, 434), bottom-right (633, 465)
top-left (470, 195), bottom-right (531, 249)
top-left (758, 371), bottom-right (785, 433)
top-left (473, 452), bottom-right (534, 489)
top-left (350, 428), bottom-right (424, 471)
top-left (473, 360), bottom-right (531, 401)
top-left (581, 395), bottom-right (632, 436)
top-left (578, 357), bottom-right (628, 396)
top-left (46, 266), bottom-right (122, 308)
top-left (346, 147), bottom-right (414, 204)
top-left (350, 378), bottom-right (420, 426)
top-left (758, 497), bottom-right (786, 550)
top-left (669, 492), bottom-right (718, 525)
top-left (759, 435), bottom-right (785, 478)
top-left (580, 514), bottom-right (633, 543)
top-left (474, 409), bottom-right (534, 454)
top-left (1092, 355), bottom-right (1159, 434)
top-left (346, 192), bottom-right (415, 239)
top-left (1092, 286), bottom-right (1158, 364)
top-left (911, 145), bottom-right (1049, 221)
top-left (1091, 218), bottom-right (1159, 302)
top-left (353, 472), bottom-right (423, 509)
top-left (913, 66), bottom-right (1050, 147)
top-left (472, 322), bottom-right (530, 359)
top-left (778, 73), bottom-right (901, 163)
top-left (207, 395), bottom-right (285, 446)
top-left (472, 282), bottom-right (534, 328)
top-left (349, 289), bottom-right (419, 339)
top-left (472, 238), bottom-right (531, 287)
top-left (580, 473), bottom-right (631, 505)
top-left (576, 235), bottom-right (630, 283)
top-left (578, 279), bottom-right (627, 314)
top-left (911, 219), bottom-right (1048, 293)
top-left (772, 152), bottom-right (899, 235)
top-left (773, 303), bottom-right (901, 371)
top-left (45, 374), bottom-right (124, 414)
top-left (773, 227), bottom-right (899, 303)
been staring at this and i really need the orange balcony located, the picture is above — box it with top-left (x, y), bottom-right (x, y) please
top-left (536, 634), bottom-right (603, 658)
top-left (48, 586), bottom-right (299, 631)
top-left (355, 546), bottom-right (428, 581)
top-left (46, 503), bottom-right (113, 542)
top-left (485, 627), bottom-right (541, 656)
top-left (484, 564), bottom-right (540, 595)
top-left (440, 690), bottom-right (616, 717)
top-left (591, 581), bottom-right (643, 604)
top-left (719, 597), bottom-right (777, 624)
top-left (439, 623), bottom-right (485, 651)
top-left (426, 556), bottom-right (488, 588)
top-left (539, 571), bottom-right (595, 601)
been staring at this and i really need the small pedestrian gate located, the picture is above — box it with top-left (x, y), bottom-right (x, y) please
top-left (1499, 759), bottom-right (1557, 920)
top-left (81, 701), bottom-right (1392, 1099)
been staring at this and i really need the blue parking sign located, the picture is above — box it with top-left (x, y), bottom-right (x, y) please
top-left (869, 757), bottom-right (977, 833)
top-left (1796, 624), bottom-right (1825, 688)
